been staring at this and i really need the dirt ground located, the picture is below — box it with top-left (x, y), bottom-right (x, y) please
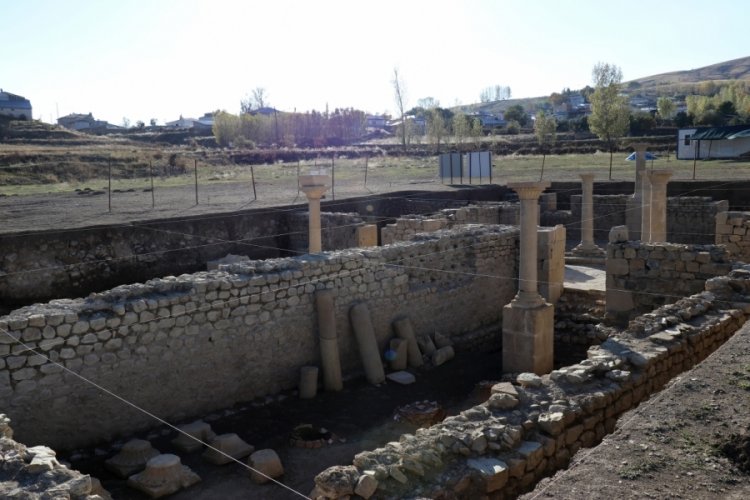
top-left (0, 173), bottom-right (456, 234)
top-left (64, 347), bottom-right (504, 500)
top-left (524, 320), bottom-right (750, 500)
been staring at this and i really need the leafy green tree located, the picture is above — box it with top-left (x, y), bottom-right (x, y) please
top-left (534, 111), bottom-right (556, 179)
top-left (588, 62), bottom-right (630, 179)
top-left (657, 96), bottom-right (675, 122)
top-left (503, 104), bottom-right (528, 126)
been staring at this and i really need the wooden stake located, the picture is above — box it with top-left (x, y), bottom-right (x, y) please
top-left (194, 158), bottom-right (199, 204)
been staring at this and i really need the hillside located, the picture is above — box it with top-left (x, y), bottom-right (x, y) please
top-left (630, 55), bottom-right (750, 88)
top-left (463, 55), bottom-right (750, 114)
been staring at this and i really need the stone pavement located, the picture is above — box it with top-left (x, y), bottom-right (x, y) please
top-left (563, 265), bottom-right (606, 292)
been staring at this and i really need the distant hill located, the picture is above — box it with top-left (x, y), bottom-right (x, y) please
top-left (461, 56), bottom-right (750, 114)
top-left (628, 55), bottom-right (750, 90)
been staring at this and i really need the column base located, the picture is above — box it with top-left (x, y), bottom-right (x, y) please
top-left (571, 243), bottom-right (605, 258)
top-left (502, 301), bottom-right (554, 375)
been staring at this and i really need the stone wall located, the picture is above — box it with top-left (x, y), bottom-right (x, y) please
top-left (0, 188), bottom-right (514, 312)
top-left (605, 236), bottom-right (732, 325)
top-left (716, 211), bottom-right (750, 262)
top-left (313, 266), bottom-right (750, 499)
top-left (380, 203), bottom-right (519, 245)
top-left (667, 197), bottom-right (727, 244)
top-left (0, 226), bottom-right (519, 449)
top-left (543, 195), bottom-right (724, 248)
top-left (287, 211), bottom-right (367, 253)
top-left (0, 212), bottom-right (287, 313)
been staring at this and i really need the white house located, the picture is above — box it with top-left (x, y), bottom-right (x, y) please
top-left (0, 89), bottom-right (32, 120)
top-left (677, 125), bottom-right (750, 160)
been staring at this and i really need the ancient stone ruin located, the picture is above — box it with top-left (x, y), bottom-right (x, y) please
top-left (4, 158), bottom-right (750, 498)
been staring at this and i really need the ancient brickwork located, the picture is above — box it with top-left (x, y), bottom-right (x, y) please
top-left (716, 211), bottom-right (750, 262)
top-left (287, 211), bottom-right (366, 253)
top-left (668, 197), bottom-right (727, 244)
top-left (0, 226), bottom-right (519, 449)
top-left (313, 268), bottom-right (750, 499)
top-left (605, 240), bottom-right (732, 324)
top-left (380, 203), bottom-right (518, 245)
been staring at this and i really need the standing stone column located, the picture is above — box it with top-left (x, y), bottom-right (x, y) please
top-left (646, 170), bottom-right (673, 243)
top-left (315, 290), bottom-right (342, 391)
top-left (298, 175), bottom-right (330, 253)
top-left (640, 173), bottom-right (652, 243)
top-left (572, 173), bottom-right (604, 257)
top-left (503, 182), bottom-right (554, 375)
top-left (626, 143), bottom-right (648, 241)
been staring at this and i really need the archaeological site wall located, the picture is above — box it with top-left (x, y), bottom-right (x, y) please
top-left (605, 236), bottom-right (733, 325)
top-left (313, 266), bottom-right (750, 499)
top-left (716, 211), bottom-right (750, 263)
top-left (0, 189), bottom-right (511, 312)
top-left (0, 225), bottom-right (519, 449)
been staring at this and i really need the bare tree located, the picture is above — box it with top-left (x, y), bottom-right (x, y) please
top-left (392, 67), bottom-right (408, 147)
top-left (240, 87), bottom-right (269, 113)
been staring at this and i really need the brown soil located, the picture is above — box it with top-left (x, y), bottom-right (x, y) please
top-left (64, 347), bottom-right (504, 499)
top-left (524, 320), bottom-right (750, 500)
top-left (0, 174), bottom-right (456, 234)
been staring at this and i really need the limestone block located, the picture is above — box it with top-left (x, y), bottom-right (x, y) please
top-left (354, 473), bottom-right (378, 499)
top-left (356, 225), bottom-right (378, 247)
top-left (299, 366), bottom-right (319, 399)
top-left (349, 303), bottom-right (385, 385)
top-left (502, 302), bottom-right (554, 375)
top-left (431, 346), bottom-right (455, 366)
top-left (386, 371), bottom-right (416, 385)
top-left (467, 458), bottom-right (509, 492)
top-left (105, 439), bottom-right (160, 478)
top-left (202, 434), bottom-right (254, 465)
top-left (248, 449), bottom-right (284, 484)
top-left (393, 317), bottom-right (423, 367)
top-left (127, 454), bottom-right (200, 498)
top-left (172, 420), bottom-right (216, 453)
top-left (609, 225), bottom-right (629, 243)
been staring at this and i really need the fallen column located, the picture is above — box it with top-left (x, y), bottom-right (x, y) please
top-left (349, 303), bottom-right (386, 384)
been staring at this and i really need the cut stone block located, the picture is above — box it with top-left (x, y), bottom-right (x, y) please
top-left (127, 454), bottom-right (200, 498)
top-left (432, 345), bottom-right (455, 366)
top-left (105, 439), bottom-right (160, 478)
top-left (393, 317), bottom-right (424, 367)
top-left (467, 458), bottom-right (509, 492)
top-left (299, 365), bottom-right (319, 399)
top-left (248, 449), bottom-right (284, 484)
top-left (172, 420), bottom-right (216, 453)
top-left (386, 371), bottom-right (416, 385)
top-left (502, 302), bottom-right (554, 375)
top-left (202, 433), bottom-right (254, 465)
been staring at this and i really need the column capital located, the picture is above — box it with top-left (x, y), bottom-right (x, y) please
top-left (299, 174), bottom-right (330, 199)
top-left (578, 173), bottom-right (596, 183)
top-left (647, 169), bottom-right (673, 185)
top-left (507, 181), bottom-right (550, 200)
top-left (630, 142), bottom-right (648, 152)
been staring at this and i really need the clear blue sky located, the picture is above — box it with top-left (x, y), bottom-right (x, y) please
top-left (2, 0), bottom-right (748, 125)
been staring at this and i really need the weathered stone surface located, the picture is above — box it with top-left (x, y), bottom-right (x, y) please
top-left (538, 412), bottom-right (566, 436)
top-left (354, 473), bottom-right (378, 499)
top-left (517, 372), bottom-right (543, 388)
top-left (105, 439), bottom-right (160, 478)
top-left (202, 433), bottom-right (254, 465)
top-left (248, 448), bottom-right (284, 484)
top-left (314, 465), bottom-right (359, 498)
top-left (127, 454), bottom-right (200, 498)
top-left (467, 458), bottom-right (509, 492)
top-left (432, 345), bottom-right (455, 366)
top-left (487, 392), bottom-right (519, 410)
